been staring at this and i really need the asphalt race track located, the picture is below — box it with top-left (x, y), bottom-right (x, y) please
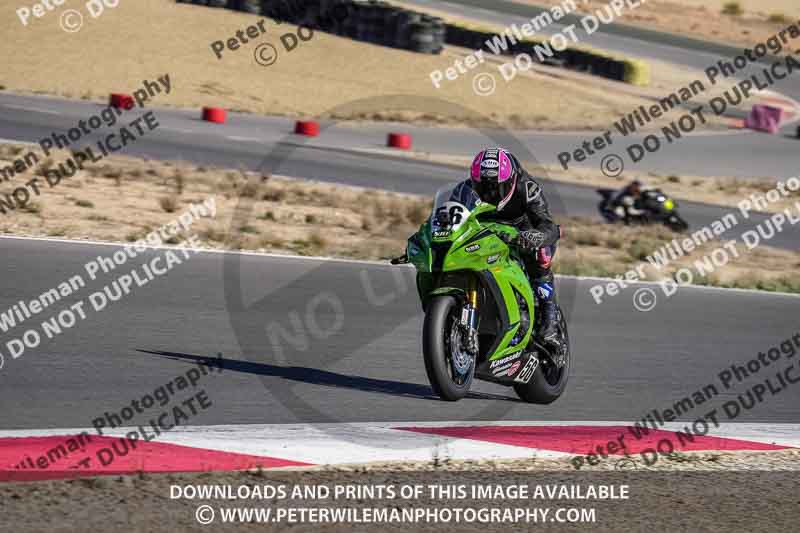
top-left (1, 237), bottom-right (798, 430)
top-left (1, 3), bottom-right (799, 432)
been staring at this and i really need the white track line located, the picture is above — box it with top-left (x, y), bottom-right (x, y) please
top-left (0, 138), bottom-right (37, 146)
top-left (1, 104), bottom-right (61, 115)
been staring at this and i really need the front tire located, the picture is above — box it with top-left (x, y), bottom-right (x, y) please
top-left (666, 214), bottom-right (689, 232)
top-left (422, 296), bottom-right (474, 401)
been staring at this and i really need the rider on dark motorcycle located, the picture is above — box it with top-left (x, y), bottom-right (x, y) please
top-left (609, 180), bottom-right (646, 224)
top-left (462, 148), bottom-right (561, 346)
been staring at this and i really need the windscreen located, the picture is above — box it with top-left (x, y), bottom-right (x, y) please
top-left (431, 182), bottom-right (481, 233)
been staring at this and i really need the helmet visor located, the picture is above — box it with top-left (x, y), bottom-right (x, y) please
top-left (477, 178), bottom-right (512, 207)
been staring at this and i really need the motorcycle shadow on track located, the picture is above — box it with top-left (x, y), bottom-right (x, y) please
top-left (136, 349), bottom-right (520, 403)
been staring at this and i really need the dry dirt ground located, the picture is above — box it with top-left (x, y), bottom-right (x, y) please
top-left (1, 460), bottom-right (799, 532)
top-left (1, 144), bottom-right (798, 293)
top-left (516, 0), bottom-right (800, 49)
top-left (0, 144), bottom-right (430, 261)
top-left (1, 0), bottom-right (674, 131)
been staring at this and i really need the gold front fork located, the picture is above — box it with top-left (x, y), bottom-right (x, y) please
top-left (467, 276), bottom-right (479, 309)
top-left (463, 276), bottom-right (480, 355)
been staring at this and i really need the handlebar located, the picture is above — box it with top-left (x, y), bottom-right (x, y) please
top-left (494, 230), bottom-right (516, 246)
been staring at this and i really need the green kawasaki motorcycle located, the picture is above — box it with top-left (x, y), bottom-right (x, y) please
top-left (391, 183), bottom-right (570, 403)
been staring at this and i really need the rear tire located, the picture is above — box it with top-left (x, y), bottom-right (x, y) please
top-left (422, 296), bottom-right (474, 401)
top-left (513, 310), bottom-right (570, 404)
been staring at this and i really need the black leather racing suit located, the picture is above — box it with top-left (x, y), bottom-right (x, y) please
top-left (610, 183), bottom-right (644, 224)
top-left (472, 171), bottom-right (561, 343)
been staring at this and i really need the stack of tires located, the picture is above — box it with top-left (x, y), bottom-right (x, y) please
top-left (407, 14), bottom-right (444, 54)
top-left (445, 24), bottom-right (498, 52)
top-left (176, 0), bottom-right (445, 54)
top-left (344, 1), bottom-right (444, 53)
top-left (443, 20), bottom-right (648, 86)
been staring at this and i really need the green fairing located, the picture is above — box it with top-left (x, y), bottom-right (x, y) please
top-left (406, 199), bottom-right (535, 362)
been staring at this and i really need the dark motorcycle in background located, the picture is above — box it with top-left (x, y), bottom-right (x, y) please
top-left (597, 188), bottom-right (689, 232)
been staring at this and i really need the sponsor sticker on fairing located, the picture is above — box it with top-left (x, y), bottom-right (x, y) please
top-left (489, 351), bottom-right (521, 368)
top-left (492, 363), bottom-right (513, 376)
top-left (514, 356), bottom-right (539, 383)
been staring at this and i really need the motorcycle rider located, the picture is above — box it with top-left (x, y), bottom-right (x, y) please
top-left (609, 180), bottom-right (645, 224)
top-left (466, 148), bottom-right (561, 346)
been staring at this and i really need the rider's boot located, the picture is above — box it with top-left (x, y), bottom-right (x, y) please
top-left (534, 275), bottom-right (560, 346)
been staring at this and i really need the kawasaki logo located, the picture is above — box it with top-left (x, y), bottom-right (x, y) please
top-left (489, 351), bottom-right (521, 368)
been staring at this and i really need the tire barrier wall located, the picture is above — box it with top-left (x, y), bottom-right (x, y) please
top-left (444, 21), bottom-right (650, 86)
top-left (177, 0), bottom-right (445, 54)
top-left (176, 0), bottom-right (649, 84)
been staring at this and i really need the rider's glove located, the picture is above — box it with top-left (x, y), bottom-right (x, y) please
top-left (516, 230), bottom-right (546, 251)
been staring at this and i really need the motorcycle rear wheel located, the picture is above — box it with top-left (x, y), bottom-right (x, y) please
top-left (422, 296), bottom-right (474, 401)
top-left (513, 309), bottom-right (571, 404)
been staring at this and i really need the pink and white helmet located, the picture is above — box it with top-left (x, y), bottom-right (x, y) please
top-left (470, 148), bottom-right (520, 210)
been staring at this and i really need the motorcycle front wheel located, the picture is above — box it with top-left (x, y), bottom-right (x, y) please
top-left (422, 296), bottom-right (474, 401)
top-left (666, 214), bottom-right (689, 232)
